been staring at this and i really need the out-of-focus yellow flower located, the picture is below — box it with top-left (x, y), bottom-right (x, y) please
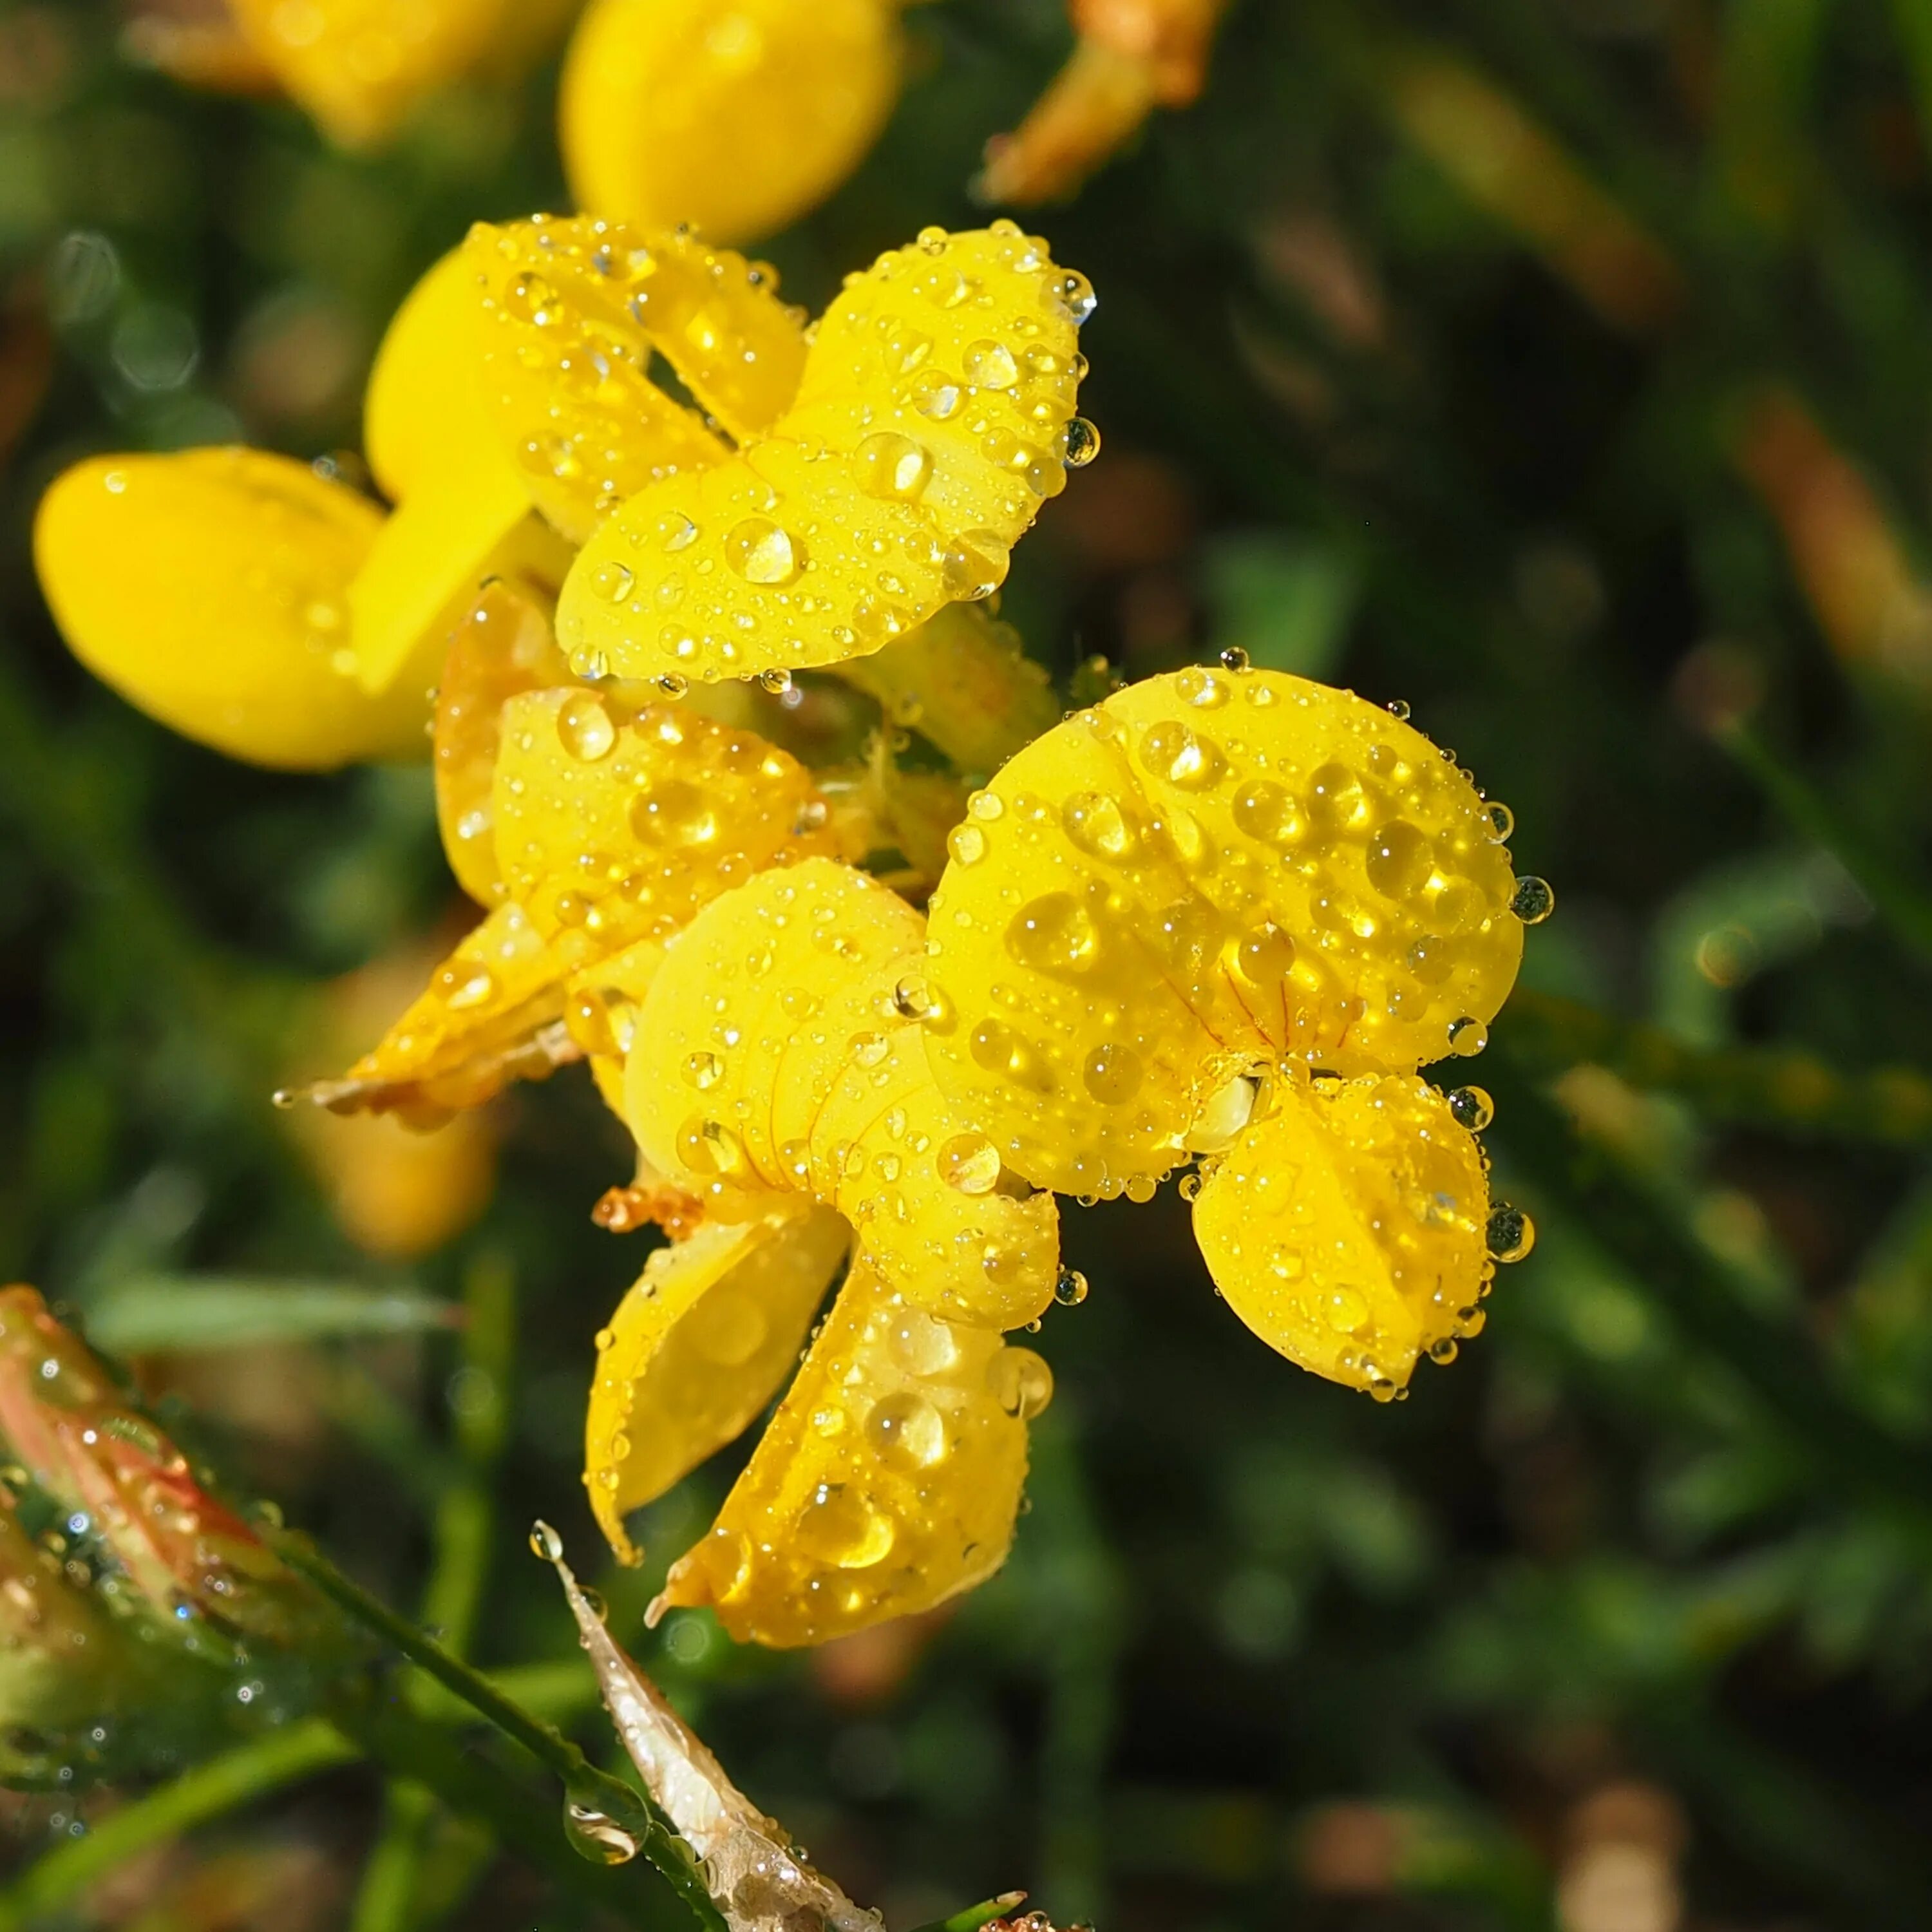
top-left (978, 0), bottom-right (1229, 205)
top-left (560, 0), bottom-right (902, 244)
top-left (130, 0), bottom-right (578, 148)
top-left (920, 663), bottom-right (1544, 1397)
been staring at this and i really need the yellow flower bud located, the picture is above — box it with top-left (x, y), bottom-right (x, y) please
top-left (559, 0), bottom-right (902, 245)
top-left (652, 1255), bottom-right (1041, 1646)
top-left (33, 448), bottom-right (431, 770)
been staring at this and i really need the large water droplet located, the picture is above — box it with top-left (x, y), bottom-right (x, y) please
top-left (986, 1348), bottom-right (1054, 1419)
top-left (556, 692), bottom-right (616, 762)
top-left (854, 431), bottom-right (933, 501)
top-left (725, 517), bottom-right (803, 585)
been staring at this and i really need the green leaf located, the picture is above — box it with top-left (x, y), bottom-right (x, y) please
top-left (81, 1278), bottom-right (458, 1353)
top-left (1201, 531), bottom-right (1361, 679)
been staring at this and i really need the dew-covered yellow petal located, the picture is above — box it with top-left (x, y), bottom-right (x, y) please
top-left (922, 665), bottom-right (1526, 1197)
top-left (298, 900), bottom-right (579, 1118)
top-left (433, 580), bottom-right (576, 905)
top-left (467, 216), bottom-right (808, 551)
top-left (491, 687), bottom-right (837, 969)
top-left (585, 1204), bottom-right (849, 1564)
top-left (1191, 1075), bottom-right (1492, 1396)
top-left (654, 1255), bottom-right (1048, 1646)
top-left (555, 224), bottom-right (1093, 685)
top-left (33, 448), bottom-right (430, 771)
top-left (623, 859), bottom-right (1061, 1329)
top-left (559, 0), bottom-right (901, 246)
top-left (227, 0), bottom-right (510, 147)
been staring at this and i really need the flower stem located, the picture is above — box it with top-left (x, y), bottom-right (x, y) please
top-left (907, 1893), bottom-right (1029, 1932)
top-left (272, 1533), bottom-right (724, 1929)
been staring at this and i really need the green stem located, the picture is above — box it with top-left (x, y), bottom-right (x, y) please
top-left (272, 1535), bottom-right (723, 1930)
top-left (1495, 990), bottom-right (1932, 1145)
top-left (907, 1892), bottom-right (1029, 1932)
top-left (0, 1721), bottom-right (356, 1932)
top-left (1716, 720), bottom-right (1932, 967)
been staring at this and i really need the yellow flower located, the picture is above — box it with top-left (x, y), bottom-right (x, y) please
top-left (920, 662), bottom-right (1542, 1395)
top-left (559, 0), bottom-right (903, 243)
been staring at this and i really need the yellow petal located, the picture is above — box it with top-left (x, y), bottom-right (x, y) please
top-left (492, 687), bottom-right (836, 965)
top-left (227, 0), bottom-right (511, 147)
top-left (556, 224), bottom-right (1092, 685)
top-left (584, 1204), bottom-right (849, 1564)
top-left (433, 580), bottom-right (576, 905)
top-left (623, 859), bottom-right (1061, 1329)
top-left (1191, 1075), bottom-right (1492, 1395)
top-left (364, 245), bottom-right (506, 508)
top-left (466, 217), bottom-right (811, 551)
top-left (655, 1255), bottom-right (1046, 1646)
top-left (33, 448), bottom-right (428, 771)
top-left (346, 459), bottom-right (537, 695)
top-left (558, 0), bottom-right (902, 246)
top-left (921, 666), bottom-right (1525, 1197)
top-left (297, 900), bottom-right (578, 1117)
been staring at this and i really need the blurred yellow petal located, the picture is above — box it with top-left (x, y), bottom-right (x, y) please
top-left (1191, 1075), bottom-right (1494, 1396)
top-left (922, 667), bottom-right (1524, 1197)
top-left (469, 219), bottom-right (806, 547)
top-left (654, 1255), bottom-right (1045, 1646)
top-left (559, 0), bottom-right (902, 245)
top-left (623, 858), bottom-right (1061, 1329)
top-left (226, 0), bottom-right (513, 147)
top-left (433, 580), bottom-right (577, 905)
top-left (556, 224), bottom-right (1092, 686)
top-left (585, 1204), bottom-right (849, 1562)
top-left (33, 448), bottom-right (429, 770)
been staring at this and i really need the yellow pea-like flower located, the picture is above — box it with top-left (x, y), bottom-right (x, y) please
top-left (922, 665), bottom-right (1524, 1198)
top-left (621, 858), bottom-right (1062, 1330)
top-left (585, 1204), bottom-right (851, 1563)
top-left (299, 590), bottom-right (840, 1117)
top-left (652, 1253), bottom-right (1051, 1647)
top-left (224, 0), bottom-right (520, 148)
top-left (1191, 1074), bottom-right (1491, 1398)
top-left (555, 223), bottom-right (1096, 688)
top-left (33, 449), bottom-right (434, 772)
top-left (464, 216), bottom-right (808, 551)
top-left (559, 0), bottom-right (902, 246)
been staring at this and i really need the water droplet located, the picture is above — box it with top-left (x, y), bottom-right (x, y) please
top-left (948, 824), bottom-right (987, 866)
top-left (938, 1132), bottom-right (1001, 1195)
top-left (724, 517), bottom-right (803, 585)
top-left (1387, 698), bottom-right (1411, 721)
top-left (911, 370), bottom-right (962, 419)
top-left (963, 339), bottom-right (1019, 388)
top-left (529, 1520), bottom-right (564, 1563)
top-left (1082, 1041), bottom-right (1143, 1105)
top-left (1486, 1204), bottom-right (1535, 1262)
top-left (758, 667), bottom-right (793, 694)
top-left (656, 511), bottom-right (699, 551)
top-left (1487, 802), bottom-right (1515, 840)
top-left (1447, 1085), bottom-right (1493, 1132)
top-left (591, 562), bottom-right (634, 603)
top-left (1234, 922), bottom-right (1295, 985)
top-left (556, 692), bottom-right (616, 762)
top-left (796, 1482), bottom-right (896, 1567)
top-left (1141, 721), bottom-right (1226, 791)
top-left (891, 973), bottom-right (931, 1019)
top-left (916, 225), bottom-right (949, 255)
top-left (683, 1050), bottom-right (724, 1090)
top-left (1511, 876), bottom-right (1556, 923)
top-left (986, 1348), bottom-right (1054, 1419)
top-left (1054, 1267), bottom-right (1089, 1307)
top-left (1007, 893), bottom-right (1100, 973)
top-left (564, 1799), bottom-right (640, 1866)
top-left (1366, 821), bottom-right (1431, 897)
top-left (866, 1392), bottom-right (947, 1468)
top-left (1054, 270), bottom-right (1098, 323)
top-left (1064, 417), bottom-right (1101, 467)
top-left (854, 431), bottom-right (933, 501)
top-left (849, 1030), bottom-right (890, 1068)
top-left (1428, 1337), bottom-right (1459, 1365)
top-left (942, 531), bottom-right (1009, 600)
top-left (1062, 790), bottom-right (1139, 861)
top-left (1446, 1016), bottom-right (1488, 1058)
